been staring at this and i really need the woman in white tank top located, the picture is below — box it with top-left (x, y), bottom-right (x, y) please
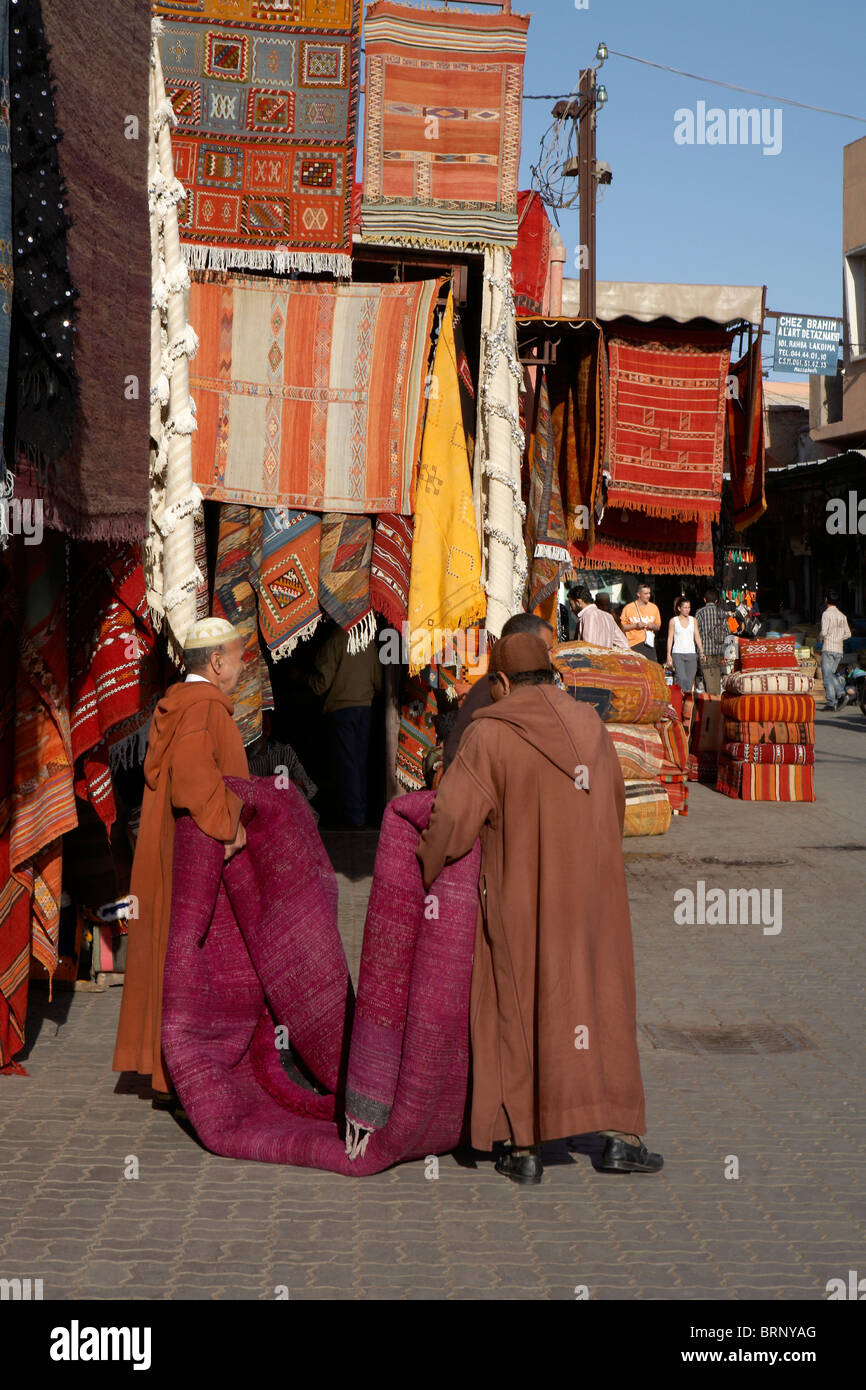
top-left (665, 596), bottom-right (705, 693)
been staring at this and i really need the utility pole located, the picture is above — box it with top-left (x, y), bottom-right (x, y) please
top-left (554, 44), bottom-right (607, 321)
top-left (577, 64), bottom-right (597, 322)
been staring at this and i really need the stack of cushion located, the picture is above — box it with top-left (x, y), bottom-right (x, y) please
top-left (552, 643), bottom-right (678, 834)
top-left (717, 636), bottom-right (816, 802)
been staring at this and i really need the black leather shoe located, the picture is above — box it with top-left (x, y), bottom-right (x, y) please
top-left (494, 1150), bottom-right (544, 1185)
top-left (596, 1136), bottom-right (664, 1174)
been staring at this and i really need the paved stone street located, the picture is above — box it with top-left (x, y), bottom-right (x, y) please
top-left (1, 709), bottom-right (864, 1301)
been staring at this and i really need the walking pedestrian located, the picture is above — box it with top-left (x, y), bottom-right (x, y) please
top-left (666, 596), bottom-right (705, 693)
top-left (695, 586), bottom-right (728, 695)
top-left (417, 632), bottom-right (662, 1186)
top-left (620, 580), bottom-right (662, 661)
top-left (310, 624), bottom-right (382, 827)
top-left (113, 617), bottom-right (250, 1097)
top-left (442, 613), bottom-right (554, 771)
top-left (819, 589), bottom-right (852, 712)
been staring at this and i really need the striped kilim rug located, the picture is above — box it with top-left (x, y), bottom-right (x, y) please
top-left (361, 1), bottom-right (529, 249)
top-left (189, 273), bottom-right (439, 513)
top-left (155, 0), bottom-right (360, 276)
top-left (606, 328), bottom-right (732, 522)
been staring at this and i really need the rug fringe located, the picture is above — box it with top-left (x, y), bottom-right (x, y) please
top-left (534, 542), bottom-right (571, 563)
top-left (270, 611), bottom-right (323, 661)
top-left (181, 243), bottom-right (353, 279)
top-left (346, 610), bottom-right (377, 655)
top-left (345, 1119), bottom-right (373, 1161)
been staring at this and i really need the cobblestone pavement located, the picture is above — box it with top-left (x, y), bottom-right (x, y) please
top-left (1, 709), bottom-right (864, 1301)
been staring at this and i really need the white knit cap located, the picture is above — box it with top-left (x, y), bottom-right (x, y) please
top-left (182, 617), bottom-right (241, 651)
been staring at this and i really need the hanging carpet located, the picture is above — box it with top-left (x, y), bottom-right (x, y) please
top-left (396, 670), bottom-right (437, 792)
top-left (212, 503), bottom-right (274, 746)
top-left (605, 327), bottom-right (732, 523)
top-left (189, 272), bottom-right (440, 513)
top-left (318, 512), bottom-right (375, 653)
top-left (32, 0), bottom-right (152, 540)
top-left (256, 508), bottom-right (322, 661)
top-left (69, 545), bottom-right (161, 832)
top-left (6, 0), bottom-right (78, 472)
top-left (512, 191), bottom-right (551, 316)
top-left (569, 507), bottom-right (716, 577)
top-left (0, 1), bottom-right (14, 489)
top-left (407, 294), bottom-right (485, 674)
top-left (360, 1), bottom-right (529, 250)
top-left (370, 512), bottom-right (413, 631)
top-left (726, 337), bottom-right (767, 531)
top-left (523, 370), bottom-right (571, 613)
top-left (162, 779), bottom-right (480, 1171)
top-left (548, 321), bottom-right (606, 547)
top-left (154, 0), bottom-right (360, 277)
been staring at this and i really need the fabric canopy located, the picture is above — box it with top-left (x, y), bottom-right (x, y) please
top-left (562, 279), bottom-right (764, 328)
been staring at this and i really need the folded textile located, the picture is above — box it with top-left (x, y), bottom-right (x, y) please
top-left (370, 513), bottom-right (413, 630)
top-left (162, 779), bottom-right (481, 1171)
top-left (256, 508), bottom-right (322, 661)
top-left (657, 768), bottom-right (689, 815)
top-left (723, 743), bottom-right (814, 765)
top-left (553, 641), bottom-right (672, 725)
top-left (407, 295), bottom-right (485, 673)
top-left (723, 719), bottom-right (815, 746)
top-left (318, 513), bottom-right (375, 654)
top-left (361, 1), bottom-right (529, 249)
top-left (155, 0), bottom-right (360, 276)
top-left (606, 327), bottom-right (732, 522)
top-left (523, 370), bottom-right (571, 613)
top-left (344, 791), bottom-right (481, 1151)
top-left (726, 338), bottom-right (766, 531)
top-left (716, 757), bottom-right (815, 802)
top-left (569, 507), bottom-right (716, 577)
top-left (657, 717), bottom-right (690, 771)
top-left (720, 693), bottom-right (816, 723)
top-left (189, 273), bottom-right (440, 514)
top-left (623, 780), bottom-right (672, 837)
top-left (737, 635), bottom-right (798, 671)
top-left (724, 669), bottom-right (813, 696)
top-left (0, 830), bottom-right (30, 1069)
top-left (212, 504), bottom-right (274, 746)
top-left (606, 724), bottom-right (666, 780)
top-left (36, 0), bottom-right (151, 540)
top-left (513, 191), bottom-right (550, 316)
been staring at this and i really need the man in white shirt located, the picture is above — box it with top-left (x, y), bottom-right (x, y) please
top-left (820, 590), bottom-right (852, 711)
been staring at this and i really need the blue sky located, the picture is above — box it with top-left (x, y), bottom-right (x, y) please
top-left (517, 0), bottom-right (864, 378)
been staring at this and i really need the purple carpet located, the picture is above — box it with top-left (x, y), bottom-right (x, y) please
top-left (161, 780), bottom-right (481, 1172)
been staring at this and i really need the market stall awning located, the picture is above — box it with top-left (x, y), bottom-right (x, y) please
top-left (561, 279), bottom-right (764, 327)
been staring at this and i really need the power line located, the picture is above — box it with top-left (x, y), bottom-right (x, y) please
top-left (605, 49), bottom-right (866, 124)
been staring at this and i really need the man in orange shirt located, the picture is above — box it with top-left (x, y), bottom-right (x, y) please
top-left (620, 581), bottom-right (662, 662)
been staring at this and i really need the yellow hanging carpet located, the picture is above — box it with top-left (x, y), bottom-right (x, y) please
top-left (407, 295), bottom-right (486, 674)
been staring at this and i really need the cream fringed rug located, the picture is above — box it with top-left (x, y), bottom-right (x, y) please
top-left (145, 18), bottom-right (203, 663)
top-left (475, 247), bottom-right (526, 638)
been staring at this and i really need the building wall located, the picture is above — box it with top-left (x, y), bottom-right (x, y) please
top-left (811, 136), bottom-right (866, 446)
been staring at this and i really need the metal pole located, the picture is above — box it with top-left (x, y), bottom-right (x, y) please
top-left (578, 67), bottom-right (597, 321)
